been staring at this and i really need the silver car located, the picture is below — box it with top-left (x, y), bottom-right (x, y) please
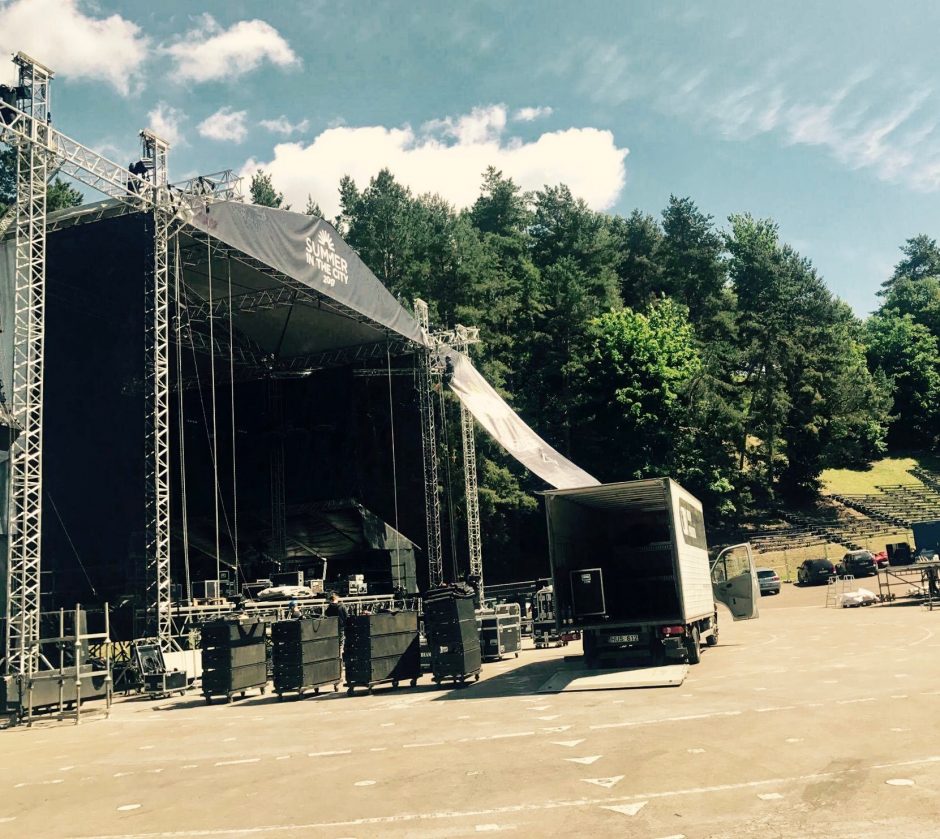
top-left (757, 567), bottom-right (781, 595)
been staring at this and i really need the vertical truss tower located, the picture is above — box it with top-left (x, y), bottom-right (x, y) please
top-left (414, 299), bottom-right (443, 587)
top-left (4, 53), bottom-right (53, 675)
top-left (1, 51), bottom-right (241, 670)
top-left (141, 130), bottom-right (173, 646)
top-left (450, 326), bottom-right (484, 600)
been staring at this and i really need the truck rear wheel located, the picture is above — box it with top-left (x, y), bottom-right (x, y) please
top-left (686, 626), bottom-right (701, 664)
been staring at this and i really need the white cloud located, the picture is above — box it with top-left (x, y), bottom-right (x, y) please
top-left (260, 116), bottom-right (310, 136)
top-left (241, 104), bottom-right (628, 219)
top-left (0, 0), bottom-right (148, 94)
top-left (513, 106), bottom-right (553, 122)
top-left (146, 102), bottom-right (185, 147)
top-left (198, 107), bottom-right (248, 143)
top-left (574, 38), bottom-right (940, 193)
top-left (164, 14), bottom-right (299, 83)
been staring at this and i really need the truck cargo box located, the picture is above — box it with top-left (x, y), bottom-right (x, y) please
top-left (543, 478), bottom-right (758, 666)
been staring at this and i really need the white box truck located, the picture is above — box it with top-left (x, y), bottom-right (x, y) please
top-left (542, 478), bottom-right (759, 667)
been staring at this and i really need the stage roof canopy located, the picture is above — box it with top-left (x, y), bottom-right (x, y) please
top-left (1, 198), bottom-right (597, 490)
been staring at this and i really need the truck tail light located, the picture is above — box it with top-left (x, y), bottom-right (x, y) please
top-left (660, 625), bottom-right (685, 637)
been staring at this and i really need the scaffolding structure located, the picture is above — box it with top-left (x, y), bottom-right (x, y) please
top-left (414, 299), bottom-right (443, 588)
top-left (0, 51), bottom-right (240, 684)
top-left (411, 301), bottom-right (484, 594)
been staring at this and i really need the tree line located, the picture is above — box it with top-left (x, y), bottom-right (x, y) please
top-left (3, 152), bottom-right (935, 567)
top-left (250, 167), bottom-right (939, 539)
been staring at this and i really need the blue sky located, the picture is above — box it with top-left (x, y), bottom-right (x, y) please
top-left (2, 1), bottom-right (939, 314)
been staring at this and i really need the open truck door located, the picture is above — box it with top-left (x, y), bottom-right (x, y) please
top-left (710, 543), bottom-right (760, 620)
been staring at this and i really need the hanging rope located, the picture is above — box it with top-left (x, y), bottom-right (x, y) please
top-left (438, 380), bottom-right (460, 583)
top-left (178, 263), bottom-right (238, 575)
top-left (227, 256), bottom-right (240, 587)
top-left (206, 234), bottom-right (221, 588)
top-left (386, 346), bottom-right (402, 576)
top-left (47, 491), bottom-right (97, 598)
top-left (174, 237), bottom-right (192, 602)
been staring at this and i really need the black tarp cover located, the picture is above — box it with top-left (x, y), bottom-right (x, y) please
top-left (186, 202), bottom-right (426, 349)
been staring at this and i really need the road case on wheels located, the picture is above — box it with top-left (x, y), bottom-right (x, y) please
top-left (478, 603), bottom-right (522, 661)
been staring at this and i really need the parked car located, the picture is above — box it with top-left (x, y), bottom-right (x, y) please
top-left (871, 550), bottom-right (888, 569)
top-left (836, 550), bottom-right (878, 578)
top-left (797, 558), bottom-right (836, 585)
top-left (756, 567), bottom-right (781, 595)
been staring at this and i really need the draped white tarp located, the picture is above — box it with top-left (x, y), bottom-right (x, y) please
top-left (447, 352), bottom-right (600, 490)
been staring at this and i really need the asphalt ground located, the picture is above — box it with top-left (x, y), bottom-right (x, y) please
top-left (2, 581), bottom-right (939, 839)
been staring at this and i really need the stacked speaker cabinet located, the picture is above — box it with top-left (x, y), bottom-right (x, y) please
top-left (423, 586), bottom-right (482, 686)
top-left (201, 619), bottom-right (268, 704)
top-left (344, 610), bottom-right (420, 694)
top-left (272, 616), bottom-right (342, 699)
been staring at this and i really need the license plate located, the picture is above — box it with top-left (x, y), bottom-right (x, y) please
top-left (608, 633), bottom-right (639, 643)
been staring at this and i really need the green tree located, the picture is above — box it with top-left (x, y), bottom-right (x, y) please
top-left (46, 177), bottom-right (84, 211)
top-left (249, 170), bottom-right (288, 209)
top-left (660, 196), bottom-right (726, 327)
top-left (304, 195), bottom-right (323, 218)
top-left (0, 151), bottom-right (83, 215)
top-left (0, 147), bottom-right (13, 215)
top-left (609, 209), bottom-right (664, 309)
top-left (582, 297), bottom-right (703, 478)
top-left (338, 169), bottom-right (421, 299)
top-left (864, 312), bottom-right (940, 448)
top-left (882, 234), bottom-right (940, 291)
top-left (879, 275), bottom-right (940, 339)
top-left (468, 166), bottom-right (530, 236)
top-left (726, 214), bottom-right (887, 501)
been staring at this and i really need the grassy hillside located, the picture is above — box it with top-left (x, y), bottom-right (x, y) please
top-left (754, 454), bottom-right (938, 582)
top-left (820, 457), bottom-right (920, 495)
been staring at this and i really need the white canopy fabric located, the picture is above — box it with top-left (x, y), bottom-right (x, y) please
top-left (447, 352), bottom-right (600, 490)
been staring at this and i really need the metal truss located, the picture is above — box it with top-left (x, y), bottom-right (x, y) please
top-left (178, 320), bottom-right (267, 369)
top-left (4, 53), bottom-right (52, 676)
top-left (446, 330), bottom-right (484, 599)
top-left (142, 128), bottom-right (173, 645)
top-left (267, 380), bottom-right (287, 563)
top-left (414, 299), bottom-right (443, 588)
top-left (278, 339), bottom-right (414, 375)
top-left (1, 51), bottom-right (245, 666)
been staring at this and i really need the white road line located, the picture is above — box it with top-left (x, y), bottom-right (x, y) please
top-left (872, 756), bottom-right (940, 770)
top-left (14, 779), bottom-right (63, 788)
top-left (836, 697), bottom-right (876, 704)
top-left (602, 801), bottom-right (647, 816)
top-left (307, 750), bottom-right (352, 757)
top-left (214, 758), bottom-right (261, 767)
top-left (402, 742), bottom-right (444, 749)
top-left (482, 732), bottom-right (534, 741)
top-left (757, 793), bottom-right (783, 800)
top-left (886, 778), bottom-right (915, 786)
top-left (116, 805), bottom-right (141, 812)
top-left (64, 756), bottom-right (940, 839)
top-left (591, 710), bottom-right (742, 730)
